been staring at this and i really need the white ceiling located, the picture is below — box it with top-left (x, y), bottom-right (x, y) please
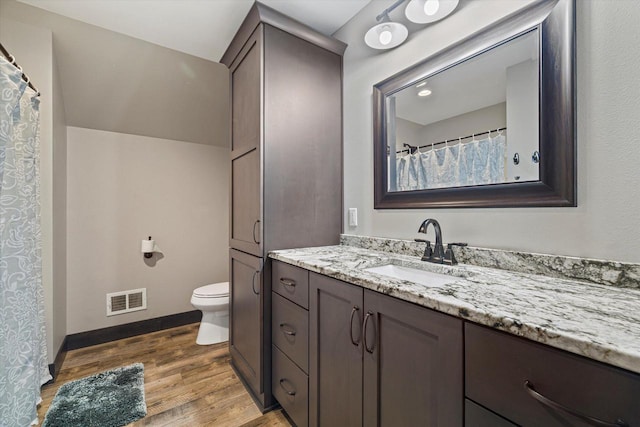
top-left (16, 0), bottom-right (371, 62)
top-left (395, 28), bottom-right (539, 126)
top-left (3, 0), bottom-right (370, 146)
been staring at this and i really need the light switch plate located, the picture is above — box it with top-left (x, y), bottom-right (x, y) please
top-left (348, 208), bottom-right (358, 227)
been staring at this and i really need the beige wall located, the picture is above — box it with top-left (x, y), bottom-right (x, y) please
top-left (66, 127), bottom-right (229, 333)
top-left (336, 0), bottom-right (640, 263)
top-left (0, 18), bottom-right (60, 363)
top-left (1, 0), bottom-right (230, 147)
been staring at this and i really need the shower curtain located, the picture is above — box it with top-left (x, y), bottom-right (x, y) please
top-left (0, 57), bottom-right (51, 426)
top-left (396, 133), bottom-right (507, 191)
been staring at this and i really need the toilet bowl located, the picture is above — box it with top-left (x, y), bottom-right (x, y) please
top-left (190, 282), bottom-right (229, 345)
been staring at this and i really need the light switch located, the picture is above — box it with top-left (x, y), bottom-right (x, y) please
top-left (348, 208), bottom-right (358, 227)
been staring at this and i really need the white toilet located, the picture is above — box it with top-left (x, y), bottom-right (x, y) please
top-left (190, 282), bottom-right (229, 345)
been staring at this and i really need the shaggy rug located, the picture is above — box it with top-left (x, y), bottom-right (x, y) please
top-left (42, 363), bottom-right (147, 427)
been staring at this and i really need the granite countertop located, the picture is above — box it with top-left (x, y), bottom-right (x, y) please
top-left (269, 244), bottom-right (640, 375)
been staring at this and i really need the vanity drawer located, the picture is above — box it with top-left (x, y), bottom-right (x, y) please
top-left (272, 292), bottom-right (309, 373)
top-left (465, 323), bottom-right (640, 426)
top-left (273, 261), bottom-right (309, 309)
top-left (273, 345), bottom-right (308, 427)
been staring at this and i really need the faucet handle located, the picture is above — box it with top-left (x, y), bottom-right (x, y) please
top-left (447, 242), bottom-right (468, 248)
top-left (415, 239), bottom-right (433, 261)
top-left (444, 243), bottom-right (467, 265)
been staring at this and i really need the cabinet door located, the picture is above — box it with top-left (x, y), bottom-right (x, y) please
top-left (229, 28), bottom-right (262, 256)
top-left (309, 273), bottom-right (363, 427)
top-left (229, 249), bottom-right (263, 397)
top-left (230, 28), bottom-right (261, 155)
top-left (363, 290), bottom-right (463, 427)
top-left (230, 149), bottom-right (261, 256)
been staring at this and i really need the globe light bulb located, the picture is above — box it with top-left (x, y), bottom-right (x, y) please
top-left (424, 0), bottom-right (440, 16)
top-left (379, 27), bottom-right (393, 45)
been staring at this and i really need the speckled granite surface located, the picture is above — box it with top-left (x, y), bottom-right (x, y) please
top-left (341, 234), bottom-right (640, 289)
top-left (269, 244), bottom-right (640, 374)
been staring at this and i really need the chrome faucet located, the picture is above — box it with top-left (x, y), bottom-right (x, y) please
top-left (416, 218), bottom-right (467, 265)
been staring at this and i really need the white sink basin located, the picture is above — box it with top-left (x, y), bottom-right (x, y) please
top-left (365, 264), bottom-right (460, 287)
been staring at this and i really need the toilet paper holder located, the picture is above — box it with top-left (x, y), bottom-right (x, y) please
top-left (141, 236), bottom-right (161, 259)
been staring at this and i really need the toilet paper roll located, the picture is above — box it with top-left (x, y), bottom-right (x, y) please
top-left (141, 239), bottom-right (155, 253)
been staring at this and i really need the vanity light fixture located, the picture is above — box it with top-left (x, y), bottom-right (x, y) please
top-left (365, 0), bottom-right (459, 50)
top-left (364, 11), bottom-right (408, 49)
top-left (405, 0), bottom-right (459, 24)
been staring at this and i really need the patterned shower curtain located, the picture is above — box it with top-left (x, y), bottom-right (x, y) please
top-left (0, 57), bottom-right (51, 426)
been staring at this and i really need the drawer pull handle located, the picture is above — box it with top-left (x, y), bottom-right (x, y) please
top-left (363, 311), bottom-right (375, 354)
top-left (279, 323), bottom-right (296, 336)
top-left (349, 306), bottom-right (360, 346)
top-left (279, 378), bottom-right (296, 396)
top-left (252, 271), bottom-right (260, 295)
top-left (524, 381), bottom-right (628, 427)
top-left (279, 278), bottom-right (296, 288)
top-left (252, 220), bottom-right (260, 244)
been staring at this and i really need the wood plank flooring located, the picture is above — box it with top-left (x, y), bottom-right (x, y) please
top-left (37, 323), bottom-right (292, 426)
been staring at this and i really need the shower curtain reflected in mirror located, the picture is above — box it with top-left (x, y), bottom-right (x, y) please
top-left (395, 133), bottom-right (507, 192)
top-left (0, 56), bottom-right (51, 426)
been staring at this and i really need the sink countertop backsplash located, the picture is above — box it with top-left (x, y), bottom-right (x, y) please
top-left (269, 235), bottom-right (640, 375)
top-left (340, 234), bottom-right (640, 289)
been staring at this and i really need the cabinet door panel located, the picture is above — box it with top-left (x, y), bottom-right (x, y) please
top-left (230, 149), bottom-right (261, 256)
top-left (229, 249), bottom-right (262, 396)
top-left (309, 273), bottom-right (363, 427)
top-left (230, 29), bottom-right (261, 155)
top-left (363, 290), bottom-right (463, 427)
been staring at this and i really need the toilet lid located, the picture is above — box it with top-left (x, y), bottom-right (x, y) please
top-left (193, 282), bottom-right (229, 298)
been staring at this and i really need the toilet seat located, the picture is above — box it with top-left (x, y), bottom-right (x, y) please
top-left (193, 282), bottom-right (229, 298)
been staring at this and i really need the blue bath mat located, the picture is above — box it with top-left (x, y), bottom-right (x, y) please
top-left (42, 363), bottom-right (147, 427)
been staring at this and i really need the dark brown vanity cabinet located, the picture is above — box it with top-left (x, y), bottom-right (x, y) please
top-left (309, 272), bottom-right (464, 427)
top-left (465, 324), bottom-right (640, 427)
top-left (222, 2), bottom-right (344, 410)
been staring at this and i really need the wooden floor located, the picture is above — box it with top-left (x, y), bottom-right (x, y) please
top-left (38, 323), bottom-right (292, 426)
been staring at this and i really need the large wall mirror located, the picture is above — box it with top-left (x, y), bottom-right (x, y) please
top-left (373, 0), bottom-right (575, 208)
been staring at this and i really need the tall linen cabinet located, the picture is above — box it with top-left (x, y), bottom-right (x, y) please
top-left (221, 3), bottom-right (345, 411)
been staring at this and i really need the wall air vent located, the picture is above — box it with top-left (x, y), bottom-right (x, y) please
top-left (106, 288), bottom-right (147, 316)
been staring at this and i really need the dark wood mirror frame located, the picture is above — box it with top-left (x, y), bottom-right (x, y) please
top-left (373, 0), bottom-right (575, 209)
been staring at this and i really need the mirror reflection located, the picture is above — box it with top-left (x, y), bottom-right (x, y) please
top-left (387, 29), bottom-right (539, 192)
